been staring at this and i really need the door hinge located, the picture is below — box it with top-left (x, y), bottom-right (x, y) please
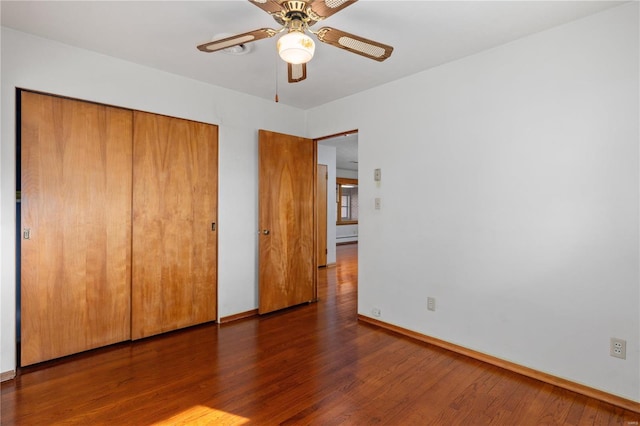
top-left (211, 222), bottom-right (216, 231)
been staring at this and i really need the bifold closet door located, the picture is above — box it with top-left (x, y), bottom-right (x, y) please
top-left (132, 112), bottom-right (218, 339)
top-left (21, 92), bottom-right (133, 366)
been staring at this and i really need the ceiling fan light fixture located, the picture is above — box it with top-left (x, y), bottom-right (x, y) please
top-left (277, 30), bottom-right (315, 64)
top-left (197, 1), bottom-right (394, 85)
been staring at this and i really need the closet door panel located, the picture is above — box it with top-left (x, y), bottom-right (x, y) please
top-left (132, 112), bottom-right (218, 339)
top-left (20, 92), bottom-right (132, 366)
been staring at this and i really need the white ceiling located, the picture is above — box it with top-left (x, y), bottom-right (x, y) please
top-left (0, 1), bottom-right (624, 110)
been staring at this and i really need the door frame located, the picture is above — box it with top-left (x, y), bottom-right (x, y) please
top-left (317, 163), bottom-right (328, 268)
top-left (314, 129), bottom-right (359, 268)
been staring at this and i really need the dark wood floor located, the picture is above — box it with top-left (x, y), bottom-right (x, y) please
top-left (2, 244), bottom-right (638, 425)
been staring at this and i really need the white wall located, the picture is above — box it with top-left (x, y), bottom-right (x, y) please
top-left (0, 28), bottom-right (307, 375)
top-left (318, 145), bottom-right (337, 265)
top-left (307, 3), bottom-right (639, 402)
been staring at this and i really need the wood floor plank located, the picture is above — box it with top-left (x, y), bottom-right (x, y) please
top-left (537, 386), bottom-right (580, 425)
top-left (2, 244), bottom-right (639, 425)
top-left (564, 394), bottom-right (590, 426)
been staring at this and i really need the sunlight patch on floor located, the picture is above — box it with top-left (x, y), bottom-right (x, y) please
top-left (153, 405), bottom-right (250, 425)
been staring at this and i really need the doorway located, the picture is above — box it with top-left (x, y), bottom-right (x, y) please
top-left (316, 131), bottom-right (359, 269)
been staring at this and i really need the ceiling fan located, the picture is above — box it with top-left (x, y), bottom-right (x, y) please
top-left (197, 0), bottom-right (394, 84)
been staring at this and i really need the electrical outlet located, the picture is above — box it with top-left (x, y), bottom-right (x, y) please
top-left (610, 338), bottom-right (626, 360)
top-left (372, 308), bottom-right (381, 317)
top-left (427, 297), bottom-right (436, 312)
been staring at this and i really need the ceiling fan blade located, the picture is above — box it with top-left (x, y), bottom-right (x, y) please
top-left (316, 27), bottom-right (393, 62)
top-left (248, 0), bottom-right (284, 15)
top-left (309, 0), bottom-right (358, 19)
top-left (288, 63), bottom-right (307, 83)
top-left (197, 28), bottom-right (277, 53)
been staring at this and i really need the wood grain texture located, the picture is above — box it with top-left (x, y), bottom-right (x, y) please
top-left (258, 130), bottom-right (316, 314)
top-left (317, 164), bottom-right (328, 267)
top-left (131, 111), bottom-right (218, 339)
top-left (2, 244), bottom-right (637, 424)
top-left (20, 91), bottom-right (132, 366)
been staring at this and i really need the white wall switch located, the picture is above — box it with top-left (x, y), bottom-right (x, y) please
top-left (374, 168), bottom-right (381, 181)
top-left (427, 297), bottom-right (436, 311)
top-left (375, 198), bottom-right (381, 210)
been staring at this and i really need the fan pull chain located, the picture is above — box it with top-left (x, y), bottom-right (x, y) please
top-left (274, 52), bottom-right (279, 103)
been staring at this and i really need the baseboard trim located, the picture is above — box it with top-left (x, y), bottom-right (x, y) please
top-left (1, 370), bottom-right (16, 382)
top-left (357, 314), bottom-right (640, 414)
top-left (220, 309), bottom-right (259, 324)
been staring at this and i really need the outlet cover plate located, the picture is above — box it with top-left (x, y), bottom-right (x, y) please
top-left (610, 338), bottom-right (626, 360)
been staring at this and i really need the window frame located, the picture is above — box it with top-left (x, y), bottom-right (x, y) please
top-left (336, 177), bottom-right (358, 225)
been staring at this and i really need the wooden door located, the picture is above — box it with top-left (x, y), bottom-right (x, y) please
top-left (317, 164), bottom-right (328, 267)
top-left (20, 92), bottom-right (132, 366)
top-left (132, 112), bottom-right (218, 339)
top-left (258, 130), bottom-right (316, 314)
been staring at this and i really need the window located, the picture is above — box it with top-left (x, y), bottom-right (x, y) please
top-left (337, 178), bottom-right (358, 225)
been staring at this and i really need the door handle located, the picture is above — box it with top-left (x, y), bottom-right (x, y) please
top-left (262, 229), bottom-right (270, 235)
